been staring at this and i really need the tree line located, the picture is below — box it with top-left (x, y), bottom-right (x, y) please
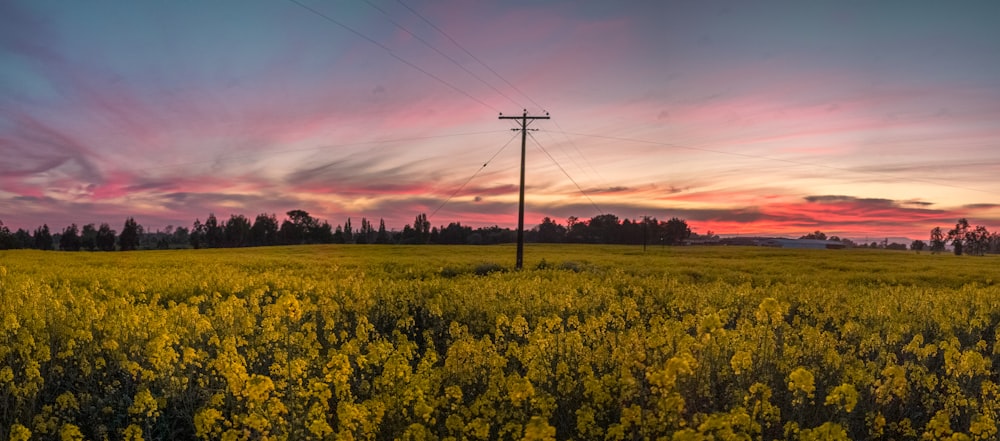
top-left (926, 218), bottom-right (1000, 256)
top-left (797, 220), bottom-right (1000, 255)
top-left (0, 212), bottom-right (695, 251)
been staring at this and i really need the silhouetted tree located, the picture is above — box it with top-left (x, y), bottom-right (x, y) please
top-left (535, 217), bottom-right (566, 243)
top-left (0, 220), bottom-right (15, 249)
top-left (310, 221), bottom-right (334, 244)
top-left (965, 225), bottom-right (991, 256)
top-left (203, 214), bottom-right (223, 248)
top-left (439, 222), bottom-right (472, 244)
top-left (620, 218), bottom-right (644, 245)
top-left (59, 224), bottom-right (82, 251)
top-left (375, 218), bottom-right (389, 244)
top-left (119, 218), bottom-right (142, 251)
top-left (399, 225), bottom-right (415, 244)
top-left (911, 240), bottom-right (926, 252)
top-left (565, 216), bottom-right (587, 243)
top-left (342, 218), bottom-right (354, 244)
top-left (414, 213), bottom-right (431, 244)
top-left (190, 219), bottom-right (205, 249)
top-left (1, 209), bottom-right (716, 250)
top-left (587, 214), bottom-right (621, 244)
top-left (33, 224), bottom-right (53, 250)
top-left (95, 223), bottom-right (116, 251)
top-left (278, 219), bottom-right (298, 245)
top-left (80, 224), bottom-right (98, 251)
top-left (356, 218), bottom-right (375, 244)
top-left (224, 214), bottom-right (251, 247)
top-left (662, 217), bottom-right (691, 245)
top-left (173, 226), bottom-right (190, 247)
top-left (800, 231), bottom-right (827, 240)
top-left (13, 228), bottom-right (32, 249)
top-left (947, 218), bottom-right (970, 255)
top-left (249, 213), bottom-right (279, 246)
top-left (363, 218), bottom-right (377, 244)
top-left (474, 225), bottom-right (514, 244)
top-left (281, 210), bottom-right (318, 244)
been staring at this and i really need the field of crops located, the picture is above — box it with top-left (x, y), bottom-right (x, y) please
top-left (2, 245), bottom-right (1000, 440)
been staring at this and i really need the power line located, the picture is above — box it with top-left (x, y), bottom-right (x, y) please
top-left (429, 131), bottom-right (521, 220)
top-left (540, 121), bottom-right (608, 189)
top-left (564, 131), bottom-right (995, 195)
top-left (528, 131), bottom-right (603, 215)
top-left (394, 0), bottom-right (545, 112)
top-left (382, 2), bottom-right (615, 219)
top-left (388, 3), bottom-right (614, 220)
top-left (537, 124), bottom-right (588, 180)
top-left (500, 110), bottom-right (550, 270)
top-left (287, 0), bottom-right (500, 113)
top-left (360, 0), bottom-right (524, 110)
top-left (548, 120), bottom-right (608, 184)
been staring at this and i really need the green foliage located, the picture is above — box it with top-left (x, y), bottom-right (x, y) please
top-left (558, 260), bottom-right (584, 272)
top-left (1, 245), bottom-right (999, 440)
top-left (473, 262), bottom-right (505, 276)
top-left (119, 217), bottom-right (142, 251)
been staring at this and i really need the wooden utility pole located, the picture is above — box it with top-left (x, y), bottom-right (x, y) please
top-left (642, 215), bottom-right (649, 253)
top-left (499, 110), bottom-right (549, 269)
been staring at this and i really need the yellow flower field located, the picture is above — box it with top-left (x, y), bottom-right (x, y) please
top-left (1, 245), bottom-right (999, 440)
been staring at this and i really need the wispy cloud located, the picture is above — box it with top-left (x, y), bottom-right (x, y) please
top-left (2, 1), bottom-right (1000, 239)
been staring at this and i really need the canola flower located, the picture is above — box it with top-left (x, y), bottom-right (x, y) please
top-left (1, 245), bottom-right (1000, 440)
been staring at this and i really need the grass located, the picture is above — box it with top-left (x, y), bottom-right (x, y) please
top-left (4, 243), bottom-right (995, 289)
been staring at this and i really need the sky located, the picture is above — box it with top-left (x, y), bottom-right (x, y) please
top-left (2, 0), bottom-right (1000, 240)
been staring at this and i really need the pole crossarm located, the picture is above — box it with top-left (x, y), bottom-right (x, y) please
top-left (499, 110), bottom-right (550, 270)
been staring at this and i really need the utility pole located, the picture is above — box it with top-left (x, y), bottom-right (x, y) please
top-left (642, 215), bottom-right (649, 253)
top-left (499, 109), bottom-right (549, 270)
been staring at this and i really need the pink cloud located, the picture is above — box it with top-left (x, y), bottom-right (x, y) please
top-left (686, 195), bottom-right (963, 239)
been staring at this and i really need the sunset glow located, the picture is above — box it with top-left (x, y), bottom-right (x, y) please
top-left (3, 1), bottom-right (1000, 240)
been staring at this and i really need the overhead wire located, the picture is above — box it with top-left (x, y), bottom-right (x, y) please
top-left (389, 2), bottom-right (618, 199)
top-left (535, 123), bottom-right (585, 174)
top-left (309, 0), bottom-right (618, 195)
top-left (288, 0), bottom-right (620, 221)
top-left (388, 3), bottom-right (986, 207)
top-left (527, 131), bottom-right (604, 215)
top-left (539, 122), bottom-right (606, 188)
top-left (548, 119), bottom-right (608, 184)
top-left (429, 130), bottom-right (521, 220)
top-left (394, 0), bottom-right (545, 113)
top-left (282, 2), bottom-right (986, 222)
top-left (286, 0), bottom-right (500, 113)
top-left (359, 0), bottom-right (524, 110)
